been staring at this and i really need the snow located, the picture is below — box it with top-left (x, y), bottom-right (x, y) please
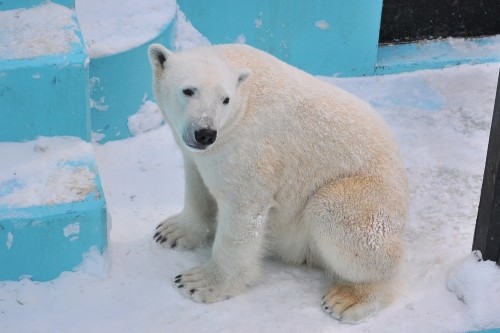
top-left (127, 100), bottom-right (164, 136)
top-left (173, 9), bottom-right (211, 52)
top-left (448, 251), bottom-right (500, 330)
top-left (1, 4), bottom-right (500, 332)
top-left (6, 232), bottom-right (13, 250)
top-left (0, 137), bottom-right (97, 208)
top-left (0, 2), bottom-right (79, 60)
top-left (75, 0), bottom-right (176, 58)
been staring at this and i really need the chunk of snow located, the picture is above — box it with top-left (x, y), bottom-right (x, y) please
top-left (63, 223), bottom-right (80, 238)
top-left (315, 20), bottom-right (330, 30)
top-left (447, 251), bottom-right (500, 329)
top-left (127, 101), bottom-right (164, 136)
top-left (73, 246), bottom-right (109, 280)
top-left (6, 232), bottom-right (13, 250)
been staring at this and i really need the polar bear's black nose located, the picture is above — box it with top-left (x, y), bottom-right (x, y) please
top-left (194, 128), bottom-right (217, 146)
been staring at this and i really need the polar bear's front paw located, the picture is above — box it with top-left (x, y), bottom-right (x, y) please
top-left (153, 214), bottom-right (208, 250)
top-left (174, 265), bottom-right (244, 303)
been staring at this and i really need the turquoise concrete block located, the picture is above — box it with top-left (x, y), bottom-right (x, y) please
top-left (177, 0), bottom-right (383, 76)
top-left (89, 22), bottom-right (175, 141)
top-left (0, 165), bottom-right (108, 282)
top-left (0, 9), bottom-right (90, 142)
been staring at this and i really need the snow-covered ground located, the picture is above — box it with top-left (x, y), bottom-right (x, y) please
top-left (1, 3), bottom-right (500, 333)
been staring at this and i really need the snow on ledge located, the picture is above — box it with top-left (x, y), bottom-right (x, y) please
top-left (0, 137), bottom-right (97, 208)
top-left (0, 3), bottom-right (80, 60)
top-left (75, 0), bottom-right (176, 58)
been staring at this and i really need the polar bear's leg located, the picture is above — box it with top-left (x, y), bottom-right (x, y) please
top-left (305, 176), bottom-right (404, 323)
top-left (154, 157), bottom-right (217, 250)
top-left (174, 201), bottom-right (268, 303)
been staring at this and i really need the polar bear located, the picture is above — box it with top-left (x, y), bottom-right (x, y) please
top-left (148, 43), bottom-right (408, 323)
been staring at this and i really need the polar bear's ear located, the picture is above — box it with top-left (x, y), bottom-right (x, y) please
top-left (237, 69), bottom-right (251, 85)
top-left (148, 44), bottom-right (172, 72)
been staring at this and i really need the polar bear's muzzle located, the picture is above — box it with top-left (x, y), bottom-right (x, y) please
top-left (183, 126), bottom-right (217, 150)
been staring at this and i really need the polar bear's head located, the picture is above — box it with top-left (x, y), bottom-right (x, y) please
top-left (148, 44), bottom-right (251, 151)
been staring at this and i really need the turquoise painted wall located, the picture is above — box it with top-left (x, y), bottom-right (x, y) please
top-left (0, 0), bottom-right (75, 10)
top-left (0, 55), bottom-right (90, 142)
top-left (177, 0), bottom-right (383, 76)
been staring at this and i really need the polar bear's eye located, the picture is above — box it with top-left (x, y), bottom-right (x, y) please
top-left (182, 88), bottom-right (195, 97)
top-left (223, 97), bottom-right (230, 105)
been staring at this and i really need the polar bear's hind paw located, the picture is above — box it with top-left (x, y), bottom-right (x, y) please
top-left (321, 282), bottom-right (393, 324)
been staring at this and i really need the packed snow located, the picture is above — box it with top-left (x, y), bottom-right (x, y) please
top-left (1, 3), bottom-right (500, 333)
top-left (0, 3), bottom-right (80, 60)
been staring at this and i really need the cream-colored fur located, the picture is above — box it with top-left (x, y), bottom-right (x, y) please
top-left (149, 43), bottom-right (408, 323)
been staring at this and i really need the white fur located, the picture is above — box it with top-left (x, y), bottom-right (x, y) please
top-left (149, 43), bottom-right (409, 323)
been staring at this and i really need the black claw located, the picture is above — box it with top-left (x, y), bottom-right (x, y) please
top-left (190, 288), bottom-right (197, 295)
top-left (160, 237), bottom-right (167, 244)
top-left (153, 232), bottom-right (160, 239)
top-left (171, 241), bottom-right (177, 248)
top-left (175, 278), bottom-right (181, 283)
top-left (156, 223), bottom-right (163, 230)
top-left (175, 274), bottom-right (182, 280)
top-left (178, 284), bottom-right (184, 288)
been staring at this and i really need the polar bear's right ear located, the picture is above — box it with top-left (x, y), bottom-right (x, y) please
top-left (237, 68), bottom-right (251, 85)
top-left (148, 44), bottom-right (172, 72)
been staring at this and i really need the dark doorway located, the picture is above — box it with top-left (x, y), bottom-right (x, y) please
top-left (380, 0), bottom-right (500, 44)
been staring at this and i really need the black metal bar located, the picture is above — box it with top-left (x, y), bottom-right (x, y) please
top-left (473, 70), bottom-right (500, 264)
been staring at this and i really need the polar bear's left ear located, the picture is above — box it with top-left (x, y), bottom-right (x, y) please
top-left (237, 69), bottom-right (251, 86)
top-left (148, 43), bottom-right (172, 73)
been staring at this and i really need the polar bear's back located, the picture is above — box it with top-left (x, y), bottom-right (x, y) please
top-left (214, 44), bottom-right (403, 176)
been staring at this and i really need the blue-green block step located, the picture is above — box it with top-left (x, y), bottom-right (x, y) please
top-left (0, 2), bottom-right (90, 142)
top-left (0, 137), bottom-right (108, 281)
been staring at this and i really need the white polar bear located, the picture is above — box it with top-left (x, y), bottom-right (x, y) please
top-left (149, 43), bottom-right (408, 323)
